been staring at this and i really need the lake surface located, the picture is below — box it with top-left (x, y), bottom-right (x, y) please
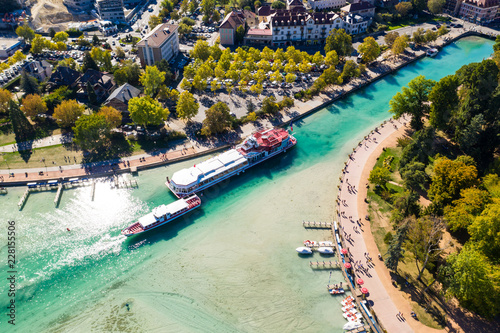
top-left (0, 37), bottom-right (494, 333)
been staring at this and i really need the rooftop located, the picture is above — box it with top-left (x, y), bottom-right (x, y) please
top-left (247, 28), bottom-right (273, 36)
top-left (137, 23), bottom-right (179, 48)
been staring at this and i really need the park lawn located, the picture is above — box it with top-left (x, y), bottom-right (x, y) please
top-left (0, 133), bottom-right (16, 146)
top-left (387, 15), bottom-right (451, 31)
top-left (119, 36), bottom-right (140, 45)
top-left (367, 148), bottom-right (447, 330)
top-left (0, 144), bottom-right (84, 169)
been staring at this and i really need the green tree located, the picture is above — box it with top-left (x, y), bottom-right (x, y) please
top-left (400, 161), bottom-right (427, 191)
top-left (325, 29), bottom-right (352, 59)
top-left (52, 31), bottom-right (69, 42)
top-left (412, 28), bottom-right (426, 45)
top-left (49, 28), bottom-right (56, 38)
top-left (73, 114), bottom-right (110, 151)
top-left (8, 50), bottom-right (26, 66)
top-left (9, 100), bottom-right (35, 155)
top-left (468, 203), bottom-right (500, 259)
top-left (114, 68), bottom-right (128, 86)
top-left (43, 86), bottom-right (72, 112)
top-left (176, 91), bottom-right (199, 121)
top-left (384, 31), bottom-right (399, 47)
top-left (446, 244), bottom-right (499, 318)
top-left (235, 25), bottom-right (245, 44)
top-left (81, 51), bottom-right (99, 73)
top-left (20, 71), bottom-right (40, 95)
top-left (428, 75), bottom-right (459, 131)
top-left (149, 15), bottom-right (163, 29)
top-left (97, 106), bottom-right (122, 128)
top-left (358, 37), bottom-right (381, 63)
top-left (90, 47), bottom-right (112, 71)
top-left (399, 127), bottom-right (435, 170)
top-left (341, 60), bottom-right (360, 82)
top-left (271, 0), bottom-right (285, 8)
top-left (201, 102), bottom-right (232, 136)
top-left (128, 96), bottom-right (169, 127)
top-left (285, 73), bottom-right (296, 83)
top-left (424, 29), bottom-right (438, 43)
top-left (140, 66), bottom-right (166, 97)
top-left (389, 75), bottom-right (435, 131)
top-left (190, 40), bottom-right (211, 61)
top-left (395, 2), bottom-right (413, 16)
top-left (444, 187), bottom-right (491, 232)
top-left (92, 34), bottom-right (100, 46)
top-left (411, 0), bottom-right (427, 11)
top-left (391, 191), bottom-right (421, 224)
top-left (178, 23), bottom-right (193, 38)
top-left (30, 34), bottom-right (47, 54)
top-left (392, 34), bottom-right (409, 56)
top-left (324, 50), bottom-right (339, 67)
top-left (53, 100), bottom-right (84, 127)
top-left (368, 167), bottom-right (391, 188)
top-left (261, 95), bottom-right (279, 114)
top-left (428, 0), bottom-right (445, 14)
top-left (21, 94), bottom-right (47, 118)
top-left (15, 23), bottom-right (35, 43)
top-left (428, 157), bottom-right (479, 206)
top-left (385, 218), bottom-right (410, 271)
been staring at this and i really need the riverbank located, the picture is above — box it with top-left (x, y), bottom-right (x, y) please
top-left (0, 31), bottom-right (496, 187)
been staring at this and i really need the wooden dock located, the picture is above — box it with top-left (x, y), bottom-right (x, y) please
top-left (302, 220), bottom-right (332, 229)
top-left (18, 188), bottom-right (30, 210)
top-left (90, 180), bottom-right (96, 201)
top-left (309, 261), bottom-right (341, 269)
top-left (54, 183), bottom-right (63, 207)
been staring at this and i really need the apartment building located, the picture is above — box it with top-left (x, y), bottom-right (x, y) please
top-left (309, 0), bottom-right (347, 11)
top-left (137, 23), bottom-right (179, 67)
top-left (459, 0), bottom-right (499, 24)
top-left (95, 0), bottom-right (126, 23)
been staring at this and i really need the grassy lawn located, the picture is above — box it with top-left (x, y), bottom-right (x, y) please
top-left (119, 36), bottom-right (140, 45)
top-left (367, 147), bottom-right (447, 329)
top-left (0, 144), bottom-right (84, 169)
top-left (387, 15), bottom-right (451, 31)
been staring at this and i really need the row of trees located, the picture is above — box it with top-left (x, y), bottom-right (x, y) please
top-left (373, 42), bottom-right (500, 318)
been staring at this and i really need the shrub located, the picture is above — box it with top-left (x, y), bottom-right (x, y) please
top-left (384, 232), bottom-right (393, 244)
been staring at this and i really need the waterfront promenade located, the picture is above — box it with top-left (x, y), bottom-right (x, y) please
top-left (337, 116), bottom-right (414, 333)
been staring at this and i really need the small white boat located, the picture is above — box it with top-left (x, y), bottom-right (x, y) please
top-left (296, 247), bottom-right (313, 254)
top-left (343, 321), bottom-right (363, 330)
top-left (341, 295), bottom-right (355, 306)
top-left (426, 48), bottom-right (438, 57)
top-left (329, 287), bottom-right (345, 295)
top-left (303, 240), bottom-right (318, 247)
top-left (319, 240), bottom-right (334, 246)
top-left (343, 311), bottom-right (362, 321)
top-left (318, 247), bottom-right (334, 254)
top-left (342, 303), bottom-right (356, 312)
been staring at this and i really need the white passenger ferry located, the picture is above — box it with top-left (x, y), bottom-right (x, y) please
top-left (166, 128), bottom-right (297, 197)
top-left (121, 195), bottom-right (201, 236)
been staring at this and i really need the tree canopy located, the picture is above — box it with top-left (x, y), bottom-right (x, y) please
top-left (73, 114), bottom-right (111, 151)
top-left (389, 75), bottom-right (435, 131)
top-left (97, 106), bottom-right (122, 128)
top-left (128, 96), bottom-right (169, 127)
top-left (201, 102), bottom-right (233, 136)
top-left (140, 66), bottom-right (166, 97)
top-left (176, 91), bottom-right (199, 121)
top-left (358, 37), bottom-right (381, 63)
top-left (325, 29), bottom-right (352, 59)
top-left (21, 94), bottom-right (47, 119)
top-left (53, 100), bottom-right (85, 128)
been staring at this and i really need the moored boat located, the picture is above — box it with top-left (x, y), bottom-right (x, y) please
top-left (296, 247), bottom-right (313, 254)
top-left (426, 48), bottom-right (439, 57)
top-left (166, 128), bottom-right (297, 198)
top-left (329, 287), bottom-right (345, 295)
top-left (121, 195), bottom-right (201, 237)
top-left (343, 321), bottom-right (363, 330)
top-left (341, 295), bottom-right (355, 306)
top-left (319, 240), bottom-right (334, 246)
top-left (304, 240), bottom-right (318, 247)
top-left (318, 247), bottom-right (334, 254)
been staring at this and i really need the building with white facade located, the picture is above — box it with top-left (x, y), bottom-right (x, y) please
top-left (95, 0), bottom-right (126, 23)
top-left (270, 12), bottom-right (344, 46)
top-left (309, 0), bottom-right (347, 11)
top-left (342, 14), bottom-right (370, 34)
top-left (0, 38), bottom-right (23, 59)
top-left (137, 23), bottom-right (179, 67)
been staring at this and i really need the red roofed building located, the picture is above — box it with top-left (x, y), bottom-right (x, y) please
top-left (244, 28), bottom-right (273, 45)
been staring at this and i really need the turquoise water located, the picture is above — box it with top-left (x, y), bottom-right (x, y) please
top-left (0, 37), bottom-right (494, 332)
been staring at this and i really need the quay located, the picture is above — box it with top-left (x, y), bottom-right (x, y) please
top-left (302, 220), bottom-right (332, 229)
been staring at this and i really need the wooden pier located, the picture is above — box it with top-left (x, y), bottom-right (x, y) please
top-left (18, 188), bottom-right (30, 210)
top-left (302, 220), bottom-right (332, 229)
top-left (90, 180), bottom-right (96, 201)
top-left (54, 183), bottom-right (63, 207)
top-left (309, 261), bottom-right (341, 269)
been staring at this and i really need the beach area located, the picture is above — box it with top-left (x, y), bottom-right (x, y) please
top-left (0, 35), bottom-right (497, 333)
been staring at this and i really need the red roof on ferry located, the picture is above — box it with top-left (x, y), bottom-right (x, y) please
top-left (254, 128), bottom-right (289, 147)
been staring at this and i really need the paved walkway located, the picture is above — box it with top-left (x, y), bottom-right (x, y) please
top-left (0, 134), bottom-right (72, 153)
top-left (337, 115), bottom-right (414, 333)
